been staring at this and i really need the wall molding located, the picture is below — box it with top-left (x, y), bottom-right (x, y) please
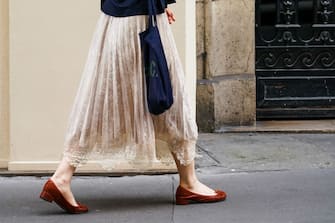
top-left (7, 160), bottom-right (177, 174)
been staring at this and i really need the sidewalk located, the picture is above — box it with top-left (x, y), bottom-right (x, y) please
top-left (196, 133), bottom-right (335, 173)
top-left (0, 133), bottom-right (335, 223)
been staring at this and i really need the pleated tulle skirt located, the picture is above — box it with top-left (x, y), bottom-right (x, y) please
top-left (61, 11), bottom-right (198, 170)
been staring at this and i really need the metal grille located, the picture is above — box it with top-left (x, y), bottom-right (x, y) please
top-left (256, 0), bottom-right (335, 119)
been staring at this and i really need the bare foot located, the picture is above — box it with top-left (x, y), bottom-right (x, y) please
top-left (180, 180), bottom-right (217, 196)
top-left (50, 177), bottom-right (79, 207)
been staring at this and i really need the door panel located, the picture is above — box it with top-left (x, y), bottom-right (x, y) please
top-left (256, 0), bottom-right (335, 119)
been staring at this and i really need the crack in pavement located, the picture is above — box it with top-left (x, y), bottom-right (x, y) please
top-left (196, 143), bottom-right (221, 165)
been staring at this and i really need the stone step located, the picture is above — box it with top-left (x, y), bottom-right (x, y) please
top-left (217, 120), bottom-right (335, 133)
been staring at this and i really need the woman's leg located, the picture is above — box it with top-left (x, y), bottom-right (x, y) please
top-left (171, 153), bottom-right (217, 195)
top-left (49, 157), bottom-right (79, 206)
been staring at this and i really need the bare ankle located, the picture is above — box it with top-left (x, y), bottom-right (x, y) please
top-left (51, 175), bottom-right (71, 187)
top-left (179, 177), bottom-right (199, 189)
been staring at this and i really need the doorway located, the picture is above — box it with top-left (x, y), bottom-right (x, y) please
top-left (256, 0), bottom-right (335, 119)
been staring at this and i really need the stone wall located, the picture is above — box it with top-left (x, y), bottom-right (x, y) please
top-left (196, 0), bottom-right (256, 132)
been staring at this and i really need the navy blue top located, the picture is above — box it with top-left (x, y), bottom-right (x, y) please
top-left (101, 0), bottom-right (176, 17)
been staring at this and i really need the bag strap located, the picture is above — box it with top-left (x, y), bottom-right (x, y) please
top-left (148, 0), bottom-right (158, 27)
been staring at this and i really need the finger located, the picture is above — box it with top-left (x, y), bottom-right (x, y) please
top-left (169, 16), bottom-right (175, 24)
top-left (170, 13), bottom-right (176, 21)
top-left (168, 17), bottom-right (173, 24)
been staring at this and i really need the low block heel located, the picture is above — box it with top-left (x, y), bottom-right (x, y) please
top-left (40, 191), bottom-right (54, 202)
top-left (176, 197), bottom-right (190, 205)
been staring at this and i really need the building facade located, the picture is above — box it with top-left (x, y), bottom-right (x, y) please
top-left (196, 0), bottom-right (335, 132)
top-left (196, 0), bottom-right (256, 132)
top-left (2, 0), bottom-right (333, 172)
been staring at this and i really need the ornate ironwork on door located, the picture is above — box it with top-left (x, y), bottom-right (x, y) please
top-left (256, 0), bottom-right (335, 119)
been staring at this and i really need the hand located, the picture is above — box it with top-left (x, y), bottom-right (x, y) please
top-left (165, 8), bottom-right (176, 24)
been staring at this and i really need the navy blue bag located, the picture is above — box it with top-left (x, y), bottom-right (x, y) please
top-left (139, 0), bottom-right (174, 115)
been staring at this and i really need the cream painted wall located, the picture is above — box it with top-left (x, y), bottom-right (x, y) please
top-left (169, 2), bottom-right (197, 108)
top-left (7, 0), bottom-right (196, 172)
top-left (0, 0), bottom-right (10, 168)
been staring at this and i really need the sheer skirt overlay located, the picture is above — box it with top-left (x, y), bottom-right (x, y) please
top-left (62, 12), bottom-right (198, 170)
